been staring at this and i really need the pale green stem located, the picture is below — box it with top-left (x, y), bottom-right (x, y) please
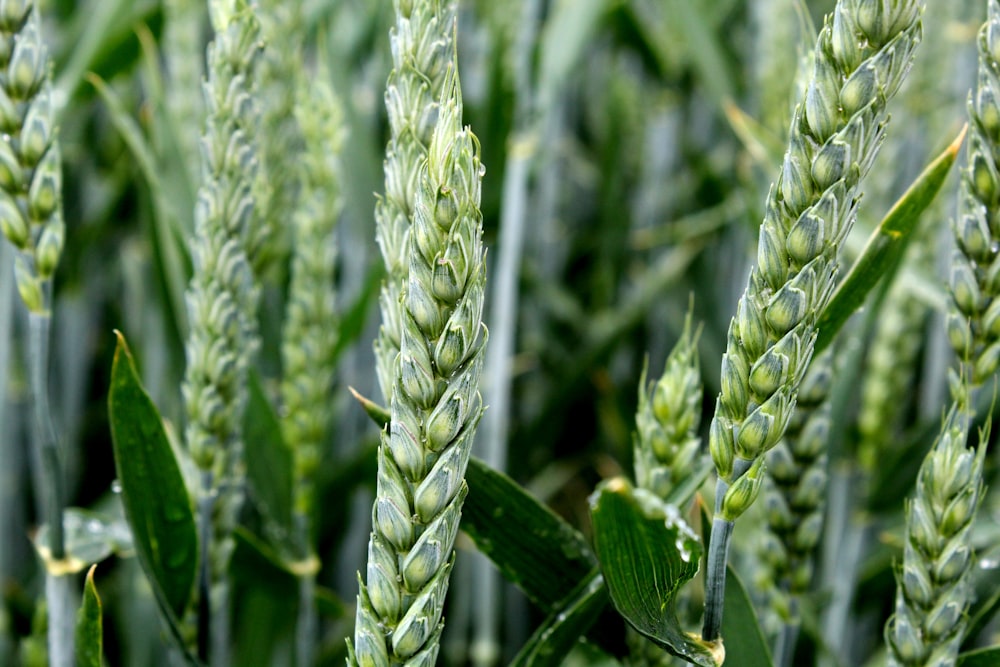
top-left (702, 457), bottom-right (750, 641)
top-left (0, 240), bottom-right (13, 582)
top-left (27, 303), bottom-right (73, 667)
top-left (474, 4), bottom-right (540, 664)
top-left (773, 601), bottom-right (799, 667)
top-left (294, 512), bottom-right (315, 667)
top-left (197, 470), bottom-right (213, 664)
top-left (45, 572), bottom-right (73, 667)
top-left (819, 469), bottom-right (866, 667)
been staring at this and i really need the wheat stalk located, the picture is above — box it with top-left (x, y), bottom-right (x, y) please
top-left (181, 0), bottom-right (263, 660)
top-left (350, 63), bottom-right (487, 667)
top-left (0, 3), bottom-right (72, 663)
top-left (703, 0), bottom-right (924, 642)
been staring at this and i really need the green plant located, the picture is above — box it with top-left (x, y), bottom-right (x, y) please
top-left (4, 0), bottom-right (1000, 666)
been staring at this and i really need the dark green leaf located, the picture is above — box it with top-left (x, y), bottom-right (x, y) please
top-left (511, 570), bottom-right (609, 667)
top-left (75, 566), bottom-right (103, 667)
top-left (958, 646), bottom-right (1000, 666)
top-left (463, 457), bottom-right (597, 611)
top-left (244, 370), bottom-right (294, 536)
top-left (230, 527), bottom-right (298, 599)
top-left (590, 478), bottom-right (719, 667)
top-left (815, 126), bottom-right (965, 355)
top-left (333, 265), bottom-right (384, 365)
top-left (107, 332), bottom-right (200, 665)
top-left (88, 74), bottom-right (191, 338)
top-left (721, 566), bottom-right (774, 667)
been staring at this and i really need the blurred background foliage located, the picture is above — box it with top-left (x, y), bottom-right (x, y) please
top-left (1, 0), bottom-right (998, 665)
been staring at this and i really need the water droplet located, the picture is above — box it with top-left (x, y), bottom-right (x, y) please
top-left (111, 479), bottom-right (122, 494)
top-left (990, 241), bottom-right (1000, 254)
top-left (979, 557), bottom-right (999, 570)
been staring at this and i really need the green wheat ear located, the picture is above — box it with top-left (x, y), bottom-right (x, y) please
top-left (180, 2), bottom-right (263, 658)
top-left (948, 0), bottom-right (1000, 387)
top-left (351, 60), bottom-right (487, 667)
top-left (0, 2), bottom-right (64, 314)
top-left (885, 406), bottom-right (986, 667)
top-left (374, 0), bottom-right (458, 404)
top-left (633, 311), bottom-right (703, 501)
top-left (703, 0), bottom-right (924, 643)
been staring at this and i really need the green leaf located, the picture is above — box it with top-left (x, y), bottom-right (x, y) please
top-left (958, 646), bottom-right (1000, 666)
top-left (537, 0), bottom-right (609, 111)
top-left (88, 74), bottom-right (191, 338)
top-left (721, 566), bottom-right (774, 667)
top-left (230, 527), bottom-right (298, 599)
top-left (590, 478), bottom-right (720, 667)
top-left (814, 126), bottom-right (966, 355)
top-left (349, 386), bottom-right (390, 430)
top-left (511, 571), bottom-right (609, 667)
top-left (463, 457), bottom-right (597, 611)
top-left (332, 264), bottom-right (384, 365)
top-left (107, 331), bottom-right (200, 664)
top-left (75, 565), bottom-right (103, 667)
top-left (243, 370), bottom-right (294, 536)
top-left (33, 508), bottom-right (134, 573)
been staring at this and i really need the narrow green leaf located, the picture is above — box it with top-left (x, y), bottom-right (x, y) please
top-left (721, 566), bottom-right (774, 667)
top-left (537, 0), bottom-right (609, 111)
top-left (230, 527), bottom-right (298, 600)
top-left (349, 386), bottom-right (390, 430)
top-left (511, 571), bottom-right (609, 667)
top-left (244, 370), bottom-right (294, 536)
top-left (463, 457), bottom-right (597, 611)
top-left (332, 264), bottom-right (384, 365)
top-left (88, 74), bottom-right (191, 337)
top-left (958, 646), bottom-right (1000, 666)
top-left (815, 126), bottom-right (966, 355)
top-left (107, 331), bottom-right (198, 656)
top-left (75, 565), bottom-right (103, 667)
top-left (590, 478), bottom-right (719, 667)
top-left (663, 459), bottom-right (714, 509)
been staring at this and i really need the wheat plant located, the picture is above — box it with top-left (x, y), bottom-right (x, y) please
top-left (5, 1), bottom-right (1000, 666)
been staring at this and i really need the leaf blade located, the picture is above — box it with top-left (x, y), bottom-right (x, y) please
top-left (243, 370), bottom-right (294, 537)
top-left (510, 571), bottom-right (609, 667)
top-left (958, 646), bottom-right (1000, 667)
top-left (590, 478), bottom-right (718, 667)
top-left (75, 565), bottom-right (103, 667)
top-left (463, 457), bottom-right (597, 611)
top-left (721, 565), bottom-right (774, 667)
top-left (107, 332), bottom-right (197, 622)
